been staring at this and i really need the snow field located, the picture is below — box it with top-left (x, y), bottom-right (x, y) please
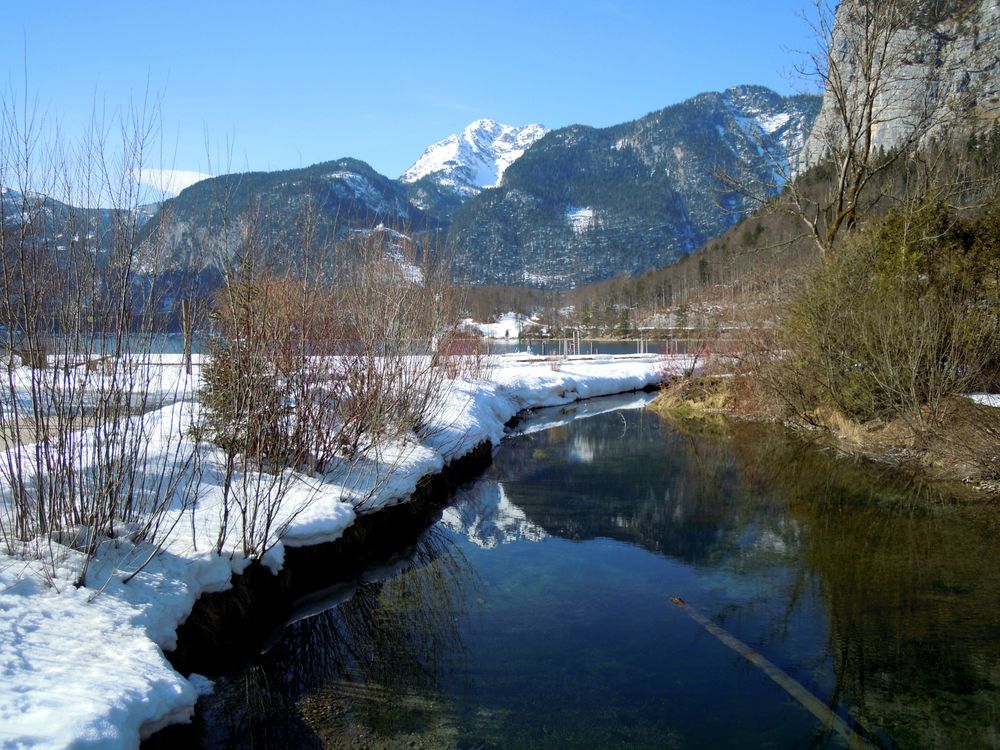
top-left (459, 312), bottom-right (531, 340)
top-left (400, 120), bottom-right (547, 194)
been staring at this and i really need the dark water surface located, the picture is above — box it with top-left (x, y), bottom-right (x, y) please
top-left (198, 397), bottom-right (1000, 749)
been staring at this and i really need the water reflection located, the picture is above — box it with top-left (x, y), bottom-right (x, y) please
top-left (507, 390), bottom-right (656, 437)
top-left (191, 403), bottom-right (999, 749)
top-left (494, 408), bottom-right (793, 566)
top-left (440, 481), bottom-right (546, 548)
top-left (708, 421), bottom-right (999, 749)
top-left (196, 530), bottom-right (474, 749)
top-left (495, 412), bottom-right (1000, 748)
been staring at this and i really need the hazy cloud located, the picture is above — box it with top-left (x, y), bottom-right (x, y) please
top-left (134, 168), bottom-right (212, 196)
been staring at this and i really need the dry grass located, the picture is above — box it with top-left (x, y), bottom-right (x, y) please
top-left (649, 375), bottom-right (735, 416)
top-left (923, 398), bottom-right (1000, 483)
top-left (652, 374), bottom-right (1000, 497)
top-left (794, 399), bottom-right (1000, 488)
top-left (803, 406), bottom-right (915, 453)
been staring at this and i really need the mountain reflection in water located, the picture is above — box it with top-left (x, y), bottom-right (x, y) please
top-left (440, 482), bottom-right (546, 548)
top-left (188, 401), bottom-right (999, 749)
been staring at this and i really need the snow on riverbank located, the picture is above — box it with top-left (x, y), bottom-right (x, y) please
top-left (968, 393), bottom-right (1000, 408)
top-left (0, 354), bottom-right (674, 749)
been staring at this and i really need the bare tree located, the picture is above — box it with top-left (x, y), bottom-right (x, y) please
top-left (788, 0), bottom-right (974, 252)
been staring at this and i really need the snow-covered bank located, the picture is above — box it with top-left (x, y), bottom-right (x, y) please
top-left (0, 355), bottom-right (675, 749)
top-left (968, 393), bottom-right (1000, 408)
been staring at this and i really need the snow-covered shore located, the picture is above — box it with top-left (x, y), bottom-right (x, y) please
top-left (0, 354), bottom-right (678, 749)
top-left (968, 393), bottom-right (1000, 409)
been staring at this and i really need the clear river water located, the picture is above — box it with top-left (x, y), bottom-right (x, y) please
top-left (191, 394), bottom-right (1000, 749)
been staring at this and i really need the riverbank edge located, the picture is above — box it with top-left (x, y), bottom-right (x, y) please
top-left (144, 383), bottom-right (660, 746)
top-left (648, 375), bottom-right (1000, 501)
top-left (163, 439), bottom-right (494, 680)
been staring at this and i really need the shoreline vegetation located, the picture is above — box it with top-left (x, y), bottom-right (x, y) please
top-left (649, 373), bottom-right (1000, 502)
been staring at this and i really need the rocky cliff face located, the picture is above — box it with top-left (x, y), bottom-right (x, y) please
top-left (801, 0), bottom-right (1000, 168)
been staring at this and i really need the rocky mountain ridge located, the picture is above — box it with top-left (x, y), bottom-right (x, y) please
top-left (142, 158), bottom-right (437, 273)
top-left (447, 85), bottom-right (820, 288)
top-left (13, 86), bottom-right (819, 289)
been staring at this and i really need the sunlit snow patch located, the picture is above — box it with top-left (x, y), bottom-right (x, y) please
top-left (565, 206), bottom-right (597, 234)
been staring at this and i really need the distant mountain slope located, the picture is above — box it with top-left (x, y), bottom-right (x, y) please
top-left (145, 158), bottom-right (439, 272)
top-left (24, 87), bottom-right (818, 290)
top-left (0, 186), bottom-right (125, 256)
top-left (448, 86), bottom-right (820, 288)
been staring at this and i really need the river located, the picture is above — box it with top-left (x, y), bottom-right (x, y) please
top-left (180, 394), bottom-right (1000, 749)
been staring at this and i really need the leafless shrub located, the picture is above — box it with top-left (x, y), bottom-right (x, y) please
top-left (198, 204), bottom-right (337, 555)
top-left (916, 397), bottom-right (1000, 481)
top-left (0, 90), bottom-right (202, 582)
top-left (200, 215), bottom-right (461, 543)
top-left (433, 329), bottom-right (495, 381)
top-left (330, 228), bottom-right (455, 457)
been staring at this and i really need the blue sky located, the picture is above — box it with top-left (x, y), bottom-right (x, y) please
top-left (3, 1), bottom-right (818, 187)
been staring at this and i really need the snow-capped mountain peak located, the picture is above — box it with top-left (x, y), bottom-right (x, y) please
top-left (401, 119), bottom-right (547, 196)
